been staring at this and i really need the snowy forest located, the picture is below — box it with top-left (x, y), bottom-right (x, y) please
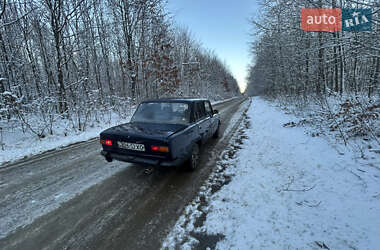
top-left (0, 0), bottom-right (240, 141)
top-left (246, 0), bottom-right (379, 143)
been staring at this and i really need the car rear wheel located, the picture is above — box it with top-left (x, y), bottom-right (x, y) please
top-left (104, 153), bottom-right (113, 162)
top-left (213, 122), bottom-right (220, 138)
top-left (187, 144), bottom-right (200, 171)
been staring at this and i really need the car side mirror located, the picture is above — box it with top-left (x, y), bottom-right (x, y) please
top-left (213, 110), bottom-right (219, 114)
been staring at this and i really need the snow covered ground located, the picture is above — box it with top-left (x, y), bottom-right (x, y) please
top-left (0, 112), bottom-right (132, 166)
top-left (162, 97), bottom-right (380, 250)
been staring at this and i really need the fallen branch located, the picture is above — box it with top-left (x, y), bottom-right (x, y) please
top-left (315, 241), bottom-right (330, 250)
top-left (323, 96), bottom-right (347, 146)
top-left (369, 148), bottom-right (380, 153)
top-left (296, 200), bottom-right (322, 207)
top-left (283, 176), bottom-right (295, 190)
top-left (282, 176), bottom-right (316, 192)
top-left (348, 170), bottom-right (368, 188)
top-left (373, 193), bottom-right (380, 198)
top-left (349, 170), bottom-right (363, 180)
top-left (284, 184), bottom-right (316, 192)
top-left (365, 163), bottom-right (380, 171)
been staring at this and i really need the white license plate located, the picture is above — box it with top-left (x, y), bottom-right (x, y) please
top-left (117, 141), bottom-right (145, 151)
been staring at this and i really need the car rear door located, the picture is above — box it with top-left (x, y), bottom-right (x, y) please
top-left (194, 101), bottom-right (211, 143)
top-left (204, 101), bottom-right (217, 137)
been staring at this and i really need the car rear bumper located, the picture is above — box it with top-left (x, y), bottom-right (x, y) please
top-left (101, 150), bottom-right (185, 167)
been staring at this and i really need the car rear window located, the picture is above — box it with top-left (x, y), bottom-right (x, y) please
top-left (131, 102), bottom-right (190, 125)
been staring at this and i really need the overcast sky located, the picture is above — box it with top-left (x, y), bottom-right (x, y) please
top-left (167, 0), bottom-right (259, 93)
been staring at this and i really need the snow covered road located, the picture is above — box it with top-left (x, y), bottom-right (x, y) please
top-left (0, 98), bottom-right (249, 250)
top-left (163, 97), bottom-right (380, 250)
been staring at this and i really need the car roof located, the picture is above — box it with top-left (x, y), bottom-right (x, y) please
top-left (141, 98), bottom-right (209, 103)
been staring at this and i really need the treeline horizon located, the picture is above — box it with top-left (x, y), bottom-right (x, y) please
top-left (246, 0), bottom-right (379, 99)
top-left (0, 0), bottom-right (240, 136)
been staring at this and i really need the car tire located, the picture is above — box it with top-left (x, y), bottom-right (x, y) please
top-left (213, 122), bottom-right (220, 138)
top-left (187, 143), bottom-right (200, 171)
top-left (105, 155), bottom-right (113, 162)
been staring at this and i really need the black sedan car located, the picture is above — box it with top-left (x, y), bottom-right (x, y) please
top-left (100, 98), bottom-right (220, 170)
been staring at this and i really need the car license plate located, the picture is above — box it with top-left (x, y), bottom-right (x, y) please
top-left (117, 141), bottom-right (145, 151)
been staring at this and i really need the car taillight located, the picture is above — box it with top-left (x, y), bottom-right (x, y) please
top-left (151, 145), bottom-right (169, 153)
top-left (100, 139), bottom-right (112, 146)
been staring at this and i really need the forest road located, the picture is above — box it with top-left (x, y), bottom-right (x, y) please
top-left (0, 97), bottom-right (248, 250)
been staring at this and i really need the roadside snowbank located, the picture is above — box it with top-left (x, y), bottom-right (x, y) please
top-left (211, 96), bottom-right (239, 106)
top-left (162, 97), bottom-right (380, 250)
top-left (0, 113), bottom-right (132, 166)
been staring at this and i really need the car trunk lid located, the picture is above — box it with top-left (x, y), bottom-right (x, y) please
top-left (100, 122), bottom-right (186, 159)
